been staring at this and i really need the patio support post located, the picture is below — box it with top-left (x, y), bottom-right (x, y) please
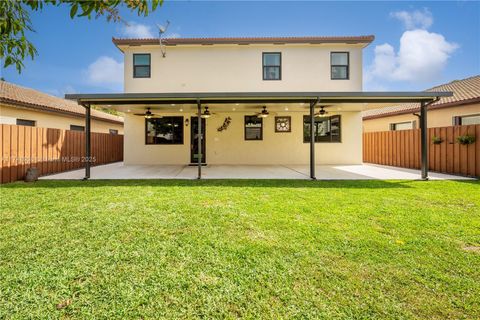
top-left (197, 100), bottom-right (202, 179)
top-left (84, 103), bottom-right (91, 180)
top-left (420, 101), bottom-right (428, 180)
top-left (309, 99), bottom-right (319, 180)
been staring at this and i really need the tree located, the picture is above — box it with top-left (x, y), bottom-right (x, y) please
top-left (0, 0), bottom-right (162, 73)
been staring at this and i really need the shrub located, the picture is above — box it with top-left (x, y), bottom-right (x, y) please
top-left (456, 134), bottom-right (476, 145)
top-left (431, 136), bottom-right (444, 145)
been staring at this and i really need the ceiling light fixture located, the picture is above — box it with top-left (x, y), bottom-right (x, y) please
top-left (201, 106), bottom-right (211, 118)
top-left (133, 107), bottom-right (159, 118)
top-left (314, 106), bottom-right (328, 117)
top-left (257, 106), bottom-right (269, 118)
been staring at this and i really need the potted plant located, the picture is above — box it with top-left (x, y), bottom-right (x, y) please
top-left (456, 134), bottom-right (476, 145)
top-left (431, 136), bottom-right (444, 145)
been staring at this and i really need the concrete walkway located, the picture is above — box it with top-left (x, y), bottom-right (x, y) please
top-left (40, 162), bottom-right (473, 180)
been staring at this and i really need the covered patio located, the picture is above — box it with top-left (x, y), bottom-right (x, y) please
top-left (65, 91), bottom-right (453, 180)
top-left (40, 162), bottom-right (471, 180)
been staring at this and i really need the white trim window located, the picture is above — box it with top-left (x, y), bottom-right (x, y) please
top-left (16, 119), bottom-right (36, 126)
top-left (390, 121), bottom-right (415, 131)
top-left (453, 114), bottom-right (480, 126)
top-left (70, 125), bottom-right (85, 131)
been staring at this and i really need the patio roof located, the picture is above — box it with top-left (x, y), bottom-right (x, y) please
top-left (65, 91), bottom-right (453, 109)
top-left (67, 90), bottom-right (453, 181)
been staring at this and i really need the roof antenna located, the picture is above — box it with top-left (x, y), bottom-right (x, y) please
top-left (156, 20), bottom-right (170, 58)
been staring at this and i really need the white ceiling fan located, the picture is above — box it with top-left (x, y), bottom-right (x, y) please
top-left (133, 107), bottom-right (161, 119)
top-left (200, 106), bottom-right (218, 118)
top-left (314, 106), bottom-right (332, 117)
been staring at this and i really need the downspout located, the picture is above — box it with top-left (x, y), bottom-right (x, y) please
top-left (82, 102), bottom-right (91, 180)
top-left (414, 97), bottom-right (439, 128)
top-left (309, 97), bottom-right (320, 180)
top-left (419, 96), bottom-right (440, 180)
top-left (415, 97), bottom-right (440, 117)
top-left (197, 99), bottom-right (202, 179)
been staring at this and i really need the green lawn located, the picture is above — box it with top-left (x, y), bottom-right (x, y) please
top-left (1, 180), bottom-right (479, 319)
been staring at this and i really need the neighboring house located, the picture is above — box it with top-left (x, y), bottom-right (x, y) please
top-left (0, 81), bottom-right (124, 134)
top-left (363, 75), bottom-right (480, 132)
top-left (66, 35), bottom-right (449, 179)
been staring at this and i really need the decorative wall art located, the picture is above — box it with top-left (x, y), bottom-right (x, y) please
top-left (275, 116), bottom-right (291, 132)
top-left (217, 117), bottom-right (232, 132)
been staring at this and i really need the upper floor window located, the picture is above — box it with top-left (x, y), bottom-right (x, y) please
top-left (331, 52), bottom-right (349, 80)
top-left (133, 53), bottom-right (151, 78)
top-left (263, 53), bottom-right (281, 80)
top-left (303, 115), bottom-right (341, 143)
top-left (453, 114), bottom-right (480, 126)
top-left (109, 129), bottom-right (118, 135)
top-left (16, 119), bottom-right (36, 127)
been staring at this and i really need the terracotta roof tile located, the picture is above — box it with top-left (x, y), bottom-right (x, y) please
top-left (0, 81), bottom-right (123, 124)
top-left (363, 75), bottom-right (480, 119)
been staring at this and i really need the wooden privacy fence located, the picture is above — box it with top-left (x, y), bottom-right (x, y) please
top-left (363, 124), bottom-right (480, 177)
top-left (1, 124), bottom-right (123, 184)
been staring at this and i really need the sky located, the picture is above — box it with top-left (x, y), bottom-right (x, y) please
top-left (1, 1), bottom-right (479, 96)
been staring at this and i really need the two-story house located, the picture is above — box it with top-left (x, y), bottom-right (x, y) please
top-left (66, 35), bottom-right (450, 180)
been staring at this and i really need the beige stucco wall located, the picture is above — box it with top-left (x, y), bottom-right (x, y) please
top-left (0, 104), bottom-right (124, 134)
top-left (124, 111), bottom-right (362, 165)
top-left (123, 44), bottom-right (363, 93)
top-left (122, 42), bottom-right (366, 165)
top-left (363, 103), bottom-right (480, 132)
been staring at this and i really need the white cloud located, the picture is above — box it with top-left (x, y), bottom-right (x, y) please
top-left (365, 9), bottom-right (458, 89)
top-left (84, 56), bottom-right (123, 90)
top-left (367, 30), bottom-right (458, 84)
top-left (391, 8), bottom-right (433, 30)
top-left (122, 21), bottom-right (154, 38)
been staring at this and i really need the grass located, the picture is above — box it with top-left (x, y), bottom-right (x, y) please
top-left (0, 179), bottom-right (479, 319)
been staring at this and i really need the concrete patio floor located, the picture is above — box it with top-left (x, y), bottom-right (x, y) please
top-left (40, 162), bottom-right (474, 180)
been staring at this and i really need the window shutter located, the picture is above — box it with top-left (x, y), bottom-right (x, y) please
top-left (389, 123), bottom-right (395, 131)
top-left (412, 120), bottom-right (417, 129)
